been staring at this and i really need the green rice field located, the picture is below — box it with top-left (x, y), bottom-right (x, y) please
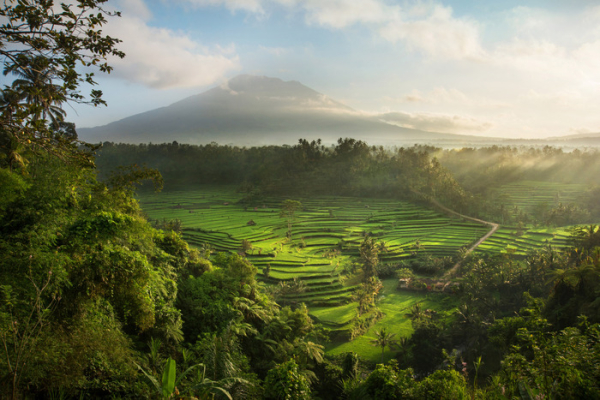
top-left (137, 185), bottom-right (581, 361)
top-left (138, 186), bottom-right (489, 306)
top-left (475, 226), bottom-right (572, 256)
top-left (492, 181), bottom-right (589, 212)
top-left (317, 279), bottom-right (457, 363)
top-left (138, 186), bottom-right (577, 302)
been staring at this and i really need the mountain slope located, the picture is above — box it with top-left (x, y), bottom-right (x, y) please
top-left (79, 75), bottom-right (482, 145)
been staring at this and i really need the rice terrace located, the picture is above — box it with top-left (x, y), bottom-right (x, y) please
top-left (138, 184), bottom-right (576, 362)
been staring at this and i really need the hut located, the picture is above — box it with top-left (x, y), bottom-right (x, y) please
top-left (398, 278), bottom-right (411, 289)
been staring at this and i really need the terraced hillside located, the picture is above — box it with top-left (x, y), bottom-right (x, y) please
top-left (138, 186), bottom-right (489, 306)
top-left (492, 181), bottom-right (589, 213)
top-left (475, 226), bottom-right (572, 256)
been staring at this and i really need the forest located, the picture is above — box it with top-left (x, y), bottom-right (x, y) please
top-left (2, 2), bottom-right (600, 399)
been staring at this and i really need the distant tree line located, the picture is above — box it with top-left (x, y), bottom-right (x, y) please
top-left (96, 139), bottom-right (473, 212)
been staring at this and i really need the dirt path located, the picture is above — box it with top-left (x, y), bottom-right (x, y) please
top-left (423, 196), bottom-right (499, 278)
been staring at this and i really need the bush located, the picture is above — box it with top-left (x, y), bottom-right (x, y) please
top-left (413, 369), bottom-right (468, 400)
top-left (263, 360), bottom-right (311, 400)
top-left (363, 363), bottom-right (414, 400)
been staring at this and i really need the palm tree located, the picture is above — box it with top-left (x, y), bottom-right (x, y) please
top-left (4, 55), bottom-right (66, 125)
top-left (572, 224), bottom-right (600, 252)
top-left (190, 364), bottom-right (250, 400)
top-left (0, 88), bottom-right (20, 123)
top-left (294, 339), bottom-right (325, 365)
top-left (370, 327), bottom-right (397, 363)
top-left (360, 236), bottom-right (380, 279)
top-left (232, 297), bottom-right (271, 324)
top-left (404, 303), bottom-right (430, 323)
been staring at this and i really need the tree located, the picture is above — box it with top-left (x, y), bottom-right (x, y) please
top-left (0, 270), bottom-right (58, 400)
top-left (353, 277), bottom-right (383, 316)
top-left (264, 359), bottom-right (312, 400)
top-left (4, 55), bottom-right (66, 125)
top-left (360, 236), bottom-right (380, 279)
top-left (0, 0), bottom-right (124, 154)
top-left (404, 303), bottom-right (428, 323)
top-left (370, 328), bottom-right (397, 364)
top-left (280, 199), bottom-right (302, 239)
top-left (241, 239), bottom-right (253, 255)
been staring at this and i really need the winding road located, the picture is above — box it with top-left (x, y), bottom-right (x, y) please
top-left (418, 194), bottom-right (499, 278)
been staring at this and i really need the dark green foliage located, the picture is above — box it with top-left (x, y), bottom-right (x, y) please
top-left (405, 320), bottom-right (449, 375)
top-left (492, 305), bottom-right (600, 399)
top-left (264, 359), bottom-right (311, 400)
top-left (360, 236), bottom-right (380, 279)
top-left (0, 154), bottom-right (185, 396)
top-left (412, 369), bottom-right (468, 399)
top-left (312, 360), bottom-right (343, 399)
top-left (363, 363), bottom-right (414, 400)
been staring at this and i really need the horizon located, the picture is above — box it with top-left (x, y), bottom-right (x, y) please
top-left (10, 0), bottom-right (600, 140)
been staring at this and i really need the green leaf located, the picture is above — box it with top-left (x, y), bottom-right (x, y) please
top-left (518, 382), bottom-right (535, 400)
top-left (161, 357), bottom-right (176, 398)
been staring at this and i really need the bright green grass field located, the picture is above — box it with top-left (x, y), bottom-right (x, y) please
top-left (492, 181), bottom-right (589, 213)
top-left (321, 279), bottom-right (457, 363)
top-left (137, 185), bottom-right (490, 306)
top-left (475, 226), bottom-right (572, 256)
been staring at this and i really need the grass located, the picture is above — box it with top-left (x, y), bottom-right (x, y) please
top-left (324, 279), bottom-right (457, 363)
top-left (491, 181), bottom-right (589, 213)
top-left (138, 186), bottom-right (489, 306)
top-left (137, 184), bottom-right (586, 361)
top-left (475, 226), bottom-right (572, 256)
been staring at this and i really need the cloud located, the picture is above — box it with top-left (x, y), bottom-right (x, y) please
top-left (106, 2), bottom-right (240, 89)
top-left (175, 0), bottom-right (485, 60)
top-left (380, 4), bottom-right (485, 60)
top-left (117, 0), bottom-right (153, 21)
top-left (384, 88), bottom-right (508, 110)
top-left (175, 0), bottom-right (266, 13)
top-left (379, 112), bottom-right (493, 134)
top-left (299, 0), bottom-right (389, 29)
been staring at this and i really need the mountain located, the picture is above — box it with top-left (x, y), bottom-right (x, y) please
top-left (79, 75), bottom-right (486, 146)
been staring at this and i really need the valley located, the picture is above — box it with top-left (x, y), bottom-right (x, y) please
top-left (137, 184), bottom-right (579, 363)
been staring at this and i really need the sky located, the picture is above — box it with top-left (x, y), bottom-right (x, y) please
top-left (66, 0), bottom-right (600, 139)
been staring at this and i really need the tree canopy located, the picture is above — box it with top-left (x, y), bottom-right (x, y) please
top-left (0, 0), bottom-right (124, 158)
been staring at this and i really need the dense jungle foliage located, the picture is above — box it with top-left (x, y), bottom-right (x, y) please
top-left (1, 2), bottom-right (600, 399)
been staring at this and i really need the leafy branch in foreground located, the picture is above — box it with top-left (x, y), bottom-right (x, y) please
top-left (0, 0), bottom-right (124, 161)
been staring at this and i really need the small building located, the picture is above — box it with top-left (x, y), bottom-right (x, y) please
top-left (247, 220), bottom-right (257, 226)
top-left (398, 278), bottom-right (412, 289)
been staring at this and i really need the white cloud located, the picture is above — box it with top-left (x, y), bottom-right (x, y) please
top-left (380, 111), bottom-right (493, 134)
top-left (384, 87), bottom-right (508, 110)
top-left (175, 0), bottom-right (485, 60)
top-left (380, 4), bottom-right (485, 60)
top-left (299, 0), bottom-right (389, 29)
top-left (106, 3), bottom-right (240, 89)
top-left (118, 0), bottom-right (153, 21)
top-left (176, 0), bottom-right (266, 13)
